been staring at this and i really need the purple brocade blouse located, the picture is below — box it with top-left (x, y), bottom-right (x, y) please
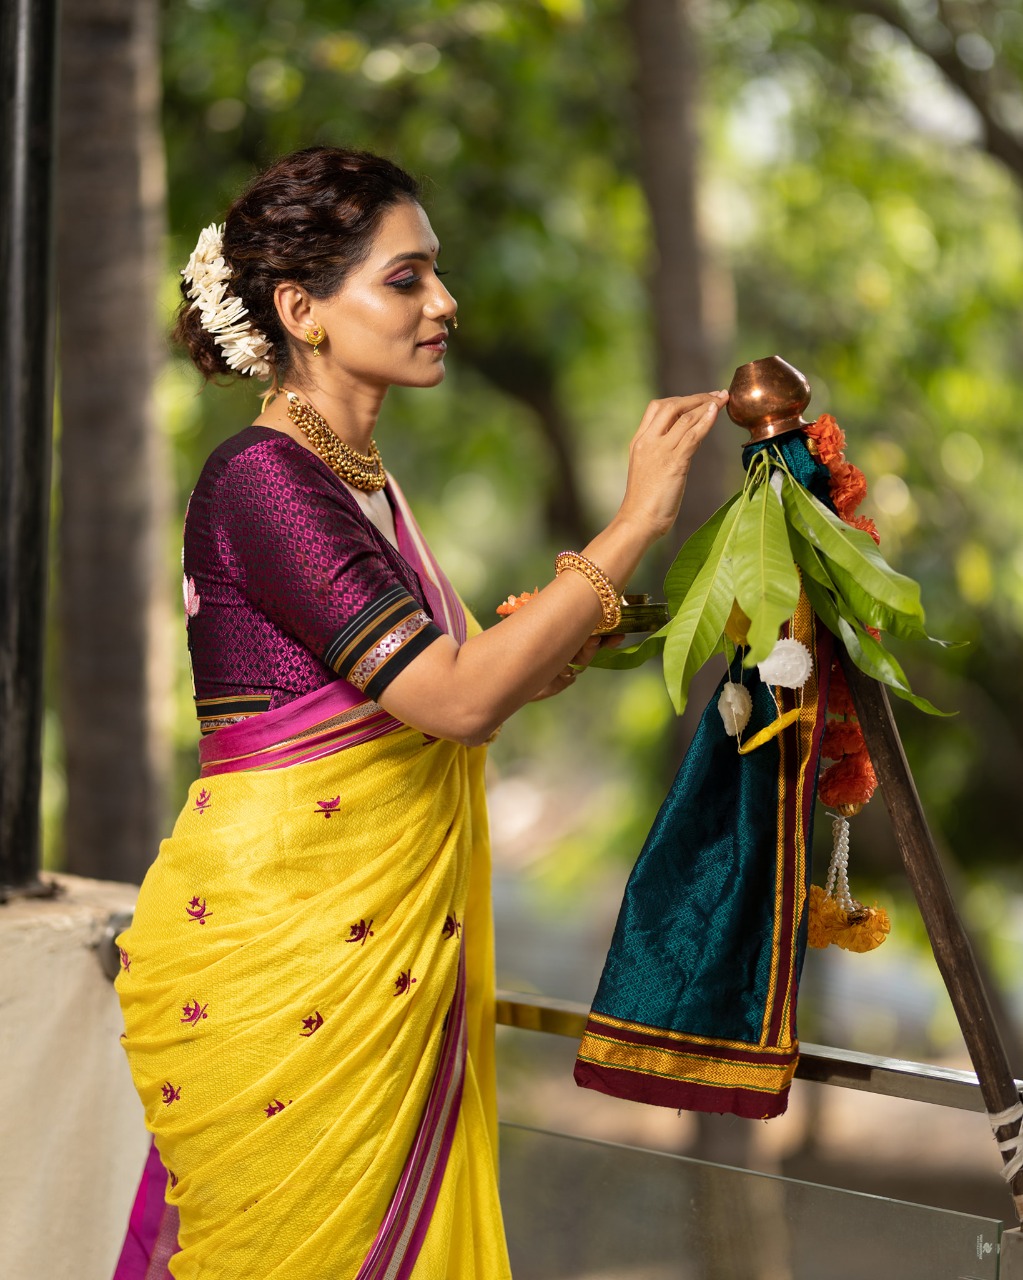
top-left (183, 427), bottom-right (442, 734)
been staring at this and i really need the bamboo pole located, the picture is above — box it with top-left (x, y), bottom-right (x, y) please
top-left (842, 655), bottom-right (1023, 1220)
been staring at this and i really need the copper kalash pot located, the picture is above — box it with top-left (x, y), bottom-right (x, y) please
top-left (726, 355), bottom-right (813, 443)
top-left (605, 357), bottom-right (816, 635)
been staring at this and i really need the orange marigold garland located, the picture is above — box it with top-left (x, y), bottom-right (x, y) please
top-left (828, 460), bottom-right (869, 518)
top-left (819, 751), bottom-right (878, 809)
top-left (805, 415), bottom-right (889, 953)
top-left (804, 412), bottom-right (846, 466)
top-left (820, 718), bottom-right (864, 760)
top-left (824, 659), bottom-right (856, 716)
top-left (847, 513), bottom-right (881, 545)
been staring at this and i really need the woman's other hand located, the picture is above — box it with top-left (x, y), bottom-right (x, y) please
top-left (617, 391), bottom-right (728, 542)
top-left (528, 633), bottom-right (621, 702)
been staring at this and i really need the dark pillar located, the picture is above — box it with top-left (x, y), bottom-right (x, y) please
top-left (0, 0), bottom-right (61, 896)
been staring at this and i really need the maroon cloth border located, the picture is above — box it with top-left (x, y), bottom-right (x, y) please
top-left (574, 1059), bottom-right (793, 1121)
top-left (766, 620), bottom-right (832, 1046)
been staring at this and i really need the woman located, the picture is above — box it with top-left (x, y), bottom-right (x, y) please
top-left (114, 145), bottom-right (726, 1279)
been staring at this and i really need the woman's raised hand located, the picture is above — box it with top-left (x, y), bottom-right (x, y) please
top-left (378, 389), bottom-right (726, 746)
top-left (617, 391), bottom-right (728, 544)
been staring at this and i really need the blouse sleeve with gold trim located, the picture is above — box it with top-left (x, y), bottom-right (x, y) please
top-left (212, 436), bottom-right (444, 699)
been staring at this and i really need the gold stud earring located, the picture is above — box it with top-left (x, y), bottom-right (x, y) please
top-left (305, 324), bottom-right (326, 355)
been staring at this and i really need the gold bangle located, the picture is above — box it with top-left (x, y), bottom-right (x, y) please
top-left (554, 551), bottom-right (622, 633)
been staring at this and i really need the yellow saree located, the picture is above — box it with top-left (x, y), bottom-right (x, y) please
top-left (115, 479), bottom-right (511, 1279)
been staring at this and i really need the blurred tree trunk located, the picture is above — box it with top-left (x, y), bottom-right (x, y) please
top-left (57, 0), bottom-right (171, 883)
top-left (627, 0), bottom-right (752, 1187)
top-left (627, 0), bottom-right (736, 754)
top-left (627, 0), bottom-right (734, 552)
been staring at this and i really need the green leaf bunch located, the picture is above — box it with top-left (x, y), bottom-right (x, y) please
top-left (595, 446), bottom-right (952, 718)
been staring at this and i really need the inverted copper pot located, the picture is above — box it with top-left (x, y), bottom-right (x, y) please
top-left (727, 355), bottom-right (812, 443)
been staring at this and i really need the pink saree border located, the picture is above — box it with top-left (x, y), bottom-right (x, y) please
top-left (198, 685), bottom-right (402, 776)
top-left (390, 476), bottom-right (468, 647)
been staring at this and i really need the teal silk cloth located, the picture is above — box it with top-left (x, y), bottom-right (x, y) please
top-left (575, 433), bottom-right (835, 1119)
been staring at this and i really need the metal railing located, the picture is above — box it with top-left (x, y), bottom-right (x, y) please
top-left (495, 987), bottom-right (1014, 1114)
top-left (495, 985), bottom-right (1023, 1275)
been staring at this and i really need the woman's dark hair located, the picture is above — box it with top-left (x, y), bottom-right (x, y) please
top-left (174, 146), bottom-right (421, 381)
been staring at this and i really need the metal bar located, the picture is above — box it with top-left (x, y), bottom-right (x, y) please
top-left (495, 988), bottom-right (1023, 1115)
top-left (842, 659), bottom-right (1023, 1217)
top-left (0, 0), bottom-right (61, 898)
top-left (793, 1040), bottom-right (1002, 1114)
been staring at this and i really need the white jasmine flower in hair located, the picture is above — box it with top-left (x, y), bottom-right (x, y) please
top-left (181, 224), bottom-right (232, 297)
top-left (718, 681), bottom-right (752, 737)
top-left (757, 637), bottom-right (813, 689)
top-left (181, 221), bottom-right (273, 380)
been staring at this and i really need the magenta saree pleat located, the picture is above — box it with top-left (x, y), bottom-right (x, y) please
top-left (112, 1140), bottom-right (177, 1280)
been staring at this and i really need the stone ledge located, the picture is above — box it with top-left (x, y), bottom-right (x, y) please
top-left (1, 871), bottom-right (148, 1280)
top-left (1, 869), bottom-right (137, 926)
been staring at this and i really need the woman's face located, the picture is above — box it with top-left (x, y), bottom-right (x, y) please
top-left (306, 200), bottom-right (457, 390)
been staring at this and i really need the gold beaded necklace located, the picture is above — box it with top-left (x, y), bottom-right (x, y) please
top-left (284, 391), bottom-right (387, 492)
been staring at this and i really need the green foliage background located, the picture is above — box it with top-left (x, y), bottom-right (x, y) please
top-left (147, 0), bottom-right (1023, 907)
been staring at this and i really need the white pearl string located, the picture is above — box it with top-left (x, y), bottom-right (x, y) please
top-left (823, 813), bottom-right (859, 915)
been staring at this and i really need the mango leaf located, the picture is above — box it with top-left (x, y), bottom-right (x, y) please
top-left (799, 568), bottom-right (848, 639)
top-left (588, 622), bottom-right (668, 670)
top-left (787, 525), bottom-right (836, 591)
top-left (664, 493), bottom-right (741, 613)
top-left (662, 497), bottom-right (745, 715)
top-left (780, 473), bottom-right (924, 623)
top-left (789, 527), bottom-right (892, 639)
top-left (835, 615), bottom-right (952, 717)
top-left (825, 558), bottom-right (961, 647)
top-left (791, 522), bottom-right (959, 648)
top-left (732, 474), bottom-right (801, 666)
top-left (801, 575), bottom-right (950, 716)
